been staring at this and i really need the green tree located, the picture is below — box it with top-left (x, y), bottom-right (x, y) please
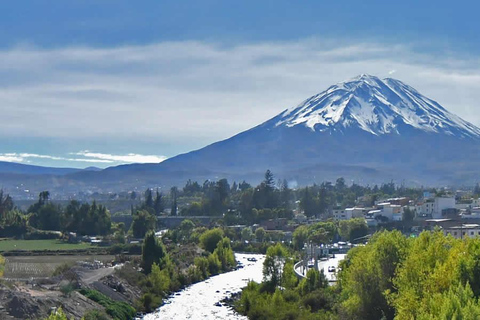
top-left (300, 186), bottom-right (318, 217)
top-left (213, 237), bottom-right (235, 271)
top-left (292, 225), bottom-right (309, 250)
top-left (255, 227), bottom-right (266, 242)
top-left (153, 190), bottom-right (164, 215)
top-left (144, 189), bottom-right (154, 210)
top-left (263, 243), bottom-right (288, 292)
top-left (0, 190), bottom-right (13, 219)
top-left (403, 207), bottom-right (415, 223)
top-left (148, 263), bottom-right (170, 296)
top-left (43, 308), bottom-right (69, 320)
top-left (131, 210), bottom-right (156, 239)
top-left (199, 228), bottom-right (224, 253)
top-left (142, 231), bottom-right (167, 274)
top-left (241, 227), bottom-right (253, 242)
top-left (170, 187), bottom-right (178, 216)
top-left (194, 256), bottom-right (210, 279)
top-left (340, 230), bottom-right (408, 320)
top-left (178, 219), bottom-right (195, 242)
top-left (338, 218), bottom-right (369, 242)
top-left (299, 268), bottom-right (328, 295)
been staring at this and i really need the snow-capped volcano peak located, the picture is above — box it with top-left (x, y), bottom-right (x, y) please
top-left (273, 75), bottom-right (480, 138)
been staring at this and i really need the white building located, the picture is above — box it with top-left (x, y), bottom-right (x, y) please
top-left (444, 224), bottom-right (480, 239)
top-left (373, 203), bottom-right (402, 220)
top-left (433, 197), bottom-right (456, 219)
top-left (332, 209), bottom-right (350, 220)
top-left (417, 197), bottom-right (456, 218)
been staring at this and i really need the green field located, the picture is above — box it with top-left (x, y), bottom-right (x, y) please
top-left (0, 239), bottom-right (93, 252)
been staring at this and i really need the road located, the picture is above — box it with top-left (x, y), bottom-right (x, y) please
top-left (317, 254), bottom-right (345, 282)
top-left (76, 265), bottom-right (118, 284)
top-left (295, 254), bottom-right (346, 283)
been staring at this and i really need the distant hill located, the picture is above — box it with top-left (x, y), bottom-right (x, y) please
top-left (0, 161), bottom-right (83, 175)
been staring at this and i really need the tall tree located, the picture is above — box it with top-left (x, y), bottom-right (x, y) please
top-left (153, 190), bottom-right (164, 215)
top-left (131, 210), bottom-right (156, 238)
top-left (142, 231), bottom-right (167, 274)
top-left (170, 187), bottom-right (178, 216)
top-left (0, 190), bottom-right (13, 219)
top-left (144, 189), bottom-right (154, 209)
top-left (264, 170), bottom-right (275, 192)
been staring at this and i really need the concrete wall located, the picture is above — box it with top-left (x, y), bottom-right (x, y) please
top-left (157, 216), bottom-right (223, 228)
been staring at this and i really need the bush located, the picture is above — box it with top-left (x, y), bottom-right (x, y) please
top-left (140, 292), bottom-right (163, 313)
top-left (80, 289), bottom-right (135, 320)
top-left (199, 228), bottom-right (224, 253)
top-left (59, 283), bottom-right (75, 297)
top-left (82, 310), bottom-right (110, 320)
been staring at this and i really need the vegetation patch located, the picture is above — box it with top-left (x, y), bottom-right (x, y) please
top-left (79, 288), bottom-right (136, 320)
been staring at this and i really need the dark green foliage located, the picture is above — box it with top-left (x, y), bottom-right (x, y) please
top-left (170, 187), bottom-right (178, 216)
top-left (299, 268), bottom-right (329, 295)
top-left (82, 309), bottom-right (110, 320)
top-left (26, 194), bottom-right (111, 235)
top-left (0, 190), bottom-right (14, 219)
top-left (301, 289), bottom-right (336, 313)
top-left (145, 189), bottom-right (154, 210)
top-left (338, 218), bottom-right (368, 242)
top-left (131, 209), bottom-right (156, 239)
top-left (142, 231), bottom-right (167, 274)
top-left (29, 202), bottom-right (63, 231)
top-left (153, 190), bottom-right (165, 215)
top-left (80, 289), bottom-right (135, 320)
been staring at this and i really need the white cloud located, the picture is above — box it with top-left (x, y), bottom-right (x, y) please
top-left (73, 151), bottom-right (167, 163)
top-left (0, 40), bottom-right (480, 158)
top-left (0, 154), bottom-right (24, 162)
top-left (0, 152), bottom-right (166, 165)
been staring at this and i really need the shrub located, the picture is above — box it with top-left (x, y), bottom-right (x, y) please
top-left (80, 289), bottom-right (135, 320)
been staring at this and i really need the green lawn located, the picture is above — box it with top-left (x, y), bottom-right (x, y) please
top-left (0, 239), bottom-right (93, 252)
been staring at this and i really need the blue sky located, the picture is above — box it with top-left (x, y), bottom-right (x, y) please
top-left (1, 0), bottom-right (480, 167)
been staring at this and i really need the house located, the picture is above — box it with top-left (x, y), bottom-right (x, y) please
top-left (332, 208), bottom-right (350, 220)
top-left (374, 203), bottom-right (402, 220)
top-left (444, 224), bottom-right (480, 239)
top-left (417, 197), bottom-right (456, 218)
top-left (345, 207), bottom-right (370, 218)
top-left (433, 197), bottom-right (456, 219)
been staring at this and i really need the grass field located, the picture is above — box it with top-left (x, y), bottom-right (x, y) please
top-left (0, 239), bottom-right (93, 252)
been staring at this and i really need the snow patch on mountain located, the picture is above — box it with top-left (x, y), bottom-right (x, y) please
top-left (274, 74), bottom-right (480, 138)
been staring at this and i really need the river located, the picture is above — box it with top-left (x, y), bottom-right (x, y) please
top-left (143, 253), bottom-right (265, 320)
